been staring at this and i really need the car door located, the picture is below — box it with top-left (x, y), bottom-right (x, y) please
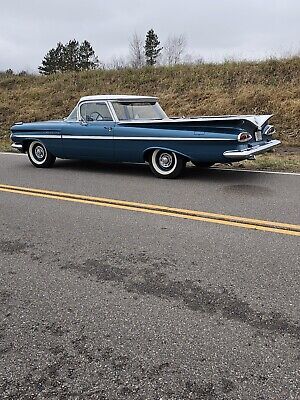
top-left (61, 101), bottom-right (115, 161)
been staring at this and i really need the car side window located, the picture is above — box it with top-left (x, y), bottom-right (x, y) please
top-left (80, 102), bottom-right (113, 122)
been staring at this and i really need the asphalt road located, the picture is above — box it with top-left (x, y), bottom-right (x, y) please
top-left (0, 153), bottom-right (299, 400)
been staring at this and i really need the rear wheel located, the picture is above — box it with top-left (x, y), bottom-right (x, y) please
top-left (149, 149), bottom-right (185, 178)
top-left (28, 141), bottom-right (56, 168)
top-left (193, 162), bottom-right (215, 168)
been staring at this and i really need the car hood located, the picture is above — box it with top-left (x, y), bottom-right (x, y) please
top-left (11, 120), bottom-right (64, 132)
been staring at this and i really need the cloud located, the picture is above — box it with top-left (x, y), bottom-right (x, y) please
top-left (0, 0), bottom-right (299, 71)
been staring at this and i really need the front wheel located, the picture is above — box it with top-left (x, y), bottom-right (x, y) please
top-left (149, 149), bottom-right (185, 178)
top-left (28, 141), bottom-right (56, 168)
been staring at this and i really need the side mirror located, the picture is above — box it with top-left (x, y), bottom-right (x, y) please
top-left (79, 118), bottom-right (88, 126)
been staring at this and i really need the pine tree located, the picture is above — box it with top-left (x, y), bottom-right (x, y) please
top-left (62, 40), bottom-right (80, 72)
top-left (79, 40), bottom-right (99, 70)
top-left (144, 29), bottom-right (163, 66)
top-left (39, 40), bottom-right (99, 74)
top-left (38, 42), bottom-right (64, 75)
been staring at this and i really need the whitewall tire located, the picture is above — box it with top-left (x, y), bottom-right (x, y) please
top-left (149, 149), bottom-right (185, 178)
top-left (28, 141), bottom-right (56, 168)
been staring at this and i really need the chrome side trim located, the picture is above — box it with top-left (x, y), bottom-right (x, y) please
top-left (60, 136), bottom-right (233, 141)
top-left (12, 134), bottom-right (234, 141)
top-left (62, 136), bottom-right (112, 140)
top-left (11, 135), bottom-right (61, 139)
top-left (223, 140), bottom-right (281, 159)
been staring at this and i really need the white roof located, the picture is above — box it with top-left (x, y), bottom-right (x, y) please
top-left (79, 95), bottom-right (158, 102)
top-left (77, 95), bottom-right (272, 128)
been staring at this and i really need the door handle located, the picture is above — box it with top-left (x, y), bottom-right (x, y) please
top-left (104, 126), bottom-right (113, 132)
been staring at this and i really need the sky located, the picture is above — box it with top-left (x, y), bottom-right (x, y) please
top-left (0, 0), bottom-right (299, 72)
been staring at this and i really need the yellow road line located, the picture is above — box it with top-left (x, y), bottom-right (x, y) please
top-left (0, 184), bottom-right (299, 237)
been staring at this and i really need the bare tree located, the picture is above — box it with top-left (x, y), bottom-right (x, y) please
top-left (164, 34), bottom-right (186, 66)
top-left (182, 53), bottom-right (204, 65)
top-left (129, 33), bottom-right (145, 68)
top-left (109, 55), bottom-right (128, 70)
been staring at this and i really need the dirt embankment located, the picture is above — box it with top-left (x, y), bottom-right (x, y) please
top-left (0, 57), bottom-right (299, 147)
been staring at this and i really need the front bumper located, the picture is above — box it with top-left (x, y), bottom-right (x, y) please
top-left (223, 140), bottom-right (281, 160)
top-left (11, 143), bottom-right (23, 151)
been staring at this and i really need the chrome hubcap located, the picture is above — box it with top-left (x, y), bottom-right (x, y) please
top-left (158, 153), bottom-right (173, 169)
top-left (34, 145), bottom-right (45, 160)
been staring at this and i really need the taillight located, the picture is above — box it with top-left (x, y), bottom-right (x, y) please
top-left (238, 132), bottom-right (252, 142)
top-left (264, 125), bottom-right (276, 135)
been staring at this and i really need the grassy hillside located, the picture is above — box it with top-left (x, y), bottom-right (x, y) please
top-left (0, 57), bottom-right (299, 147)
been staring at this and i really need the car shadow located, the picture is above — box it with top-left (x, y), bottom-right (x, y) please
top-left (54, 159), bottom-right (260, 184)
top-left (54, 159), bottom-right (153, 178)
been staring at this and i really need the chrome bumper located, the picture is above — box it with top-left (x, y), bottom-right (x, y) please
top-left (11, 143), bottom-right (23, 151)
top-left (223, 140), bottom-right (281, 160)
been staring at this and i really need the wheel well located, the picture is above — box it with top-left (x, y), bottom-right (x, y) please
top-left (143, 148), bottom-right (153, 162)
top-left (22, 140), bottom-right (32, 152)
top-left (143, 147), bottom-right (190, 163)
top-left (22, 140), bottom-right (45, 153)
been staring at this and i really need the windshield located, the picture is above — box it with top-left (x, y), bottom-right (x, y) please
top-left (112, 102), bottom-right (167, 121)
top-left (66, 106), bottom-right (78, 121)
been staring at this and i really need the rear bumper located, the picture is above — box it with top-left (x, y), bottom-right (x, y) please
top-left (223, 140), bottom-right (281, 160)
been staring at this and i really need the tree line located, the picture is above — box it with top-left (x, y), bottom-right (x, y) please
top-left (37, 29), bottom-right (188, 75)
top-left (38, 40), bottom-right (99, 74)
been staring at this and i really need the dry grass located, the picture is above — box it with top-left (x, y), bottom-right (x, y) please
top-left (222, 151), bottom-right (300, 173)
top-left (0, 57), bottom-right (299, 150)
top-left (0, 139), bottom-right (12, 152)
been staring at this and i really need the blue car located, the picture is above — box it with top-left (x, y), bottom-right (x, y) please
top-left (10, 95), bottom-right (280, 178)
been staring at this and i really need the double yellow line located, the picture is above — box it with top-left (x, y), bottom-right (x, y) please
top-left (0, 183), bottom-right (299, 237)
